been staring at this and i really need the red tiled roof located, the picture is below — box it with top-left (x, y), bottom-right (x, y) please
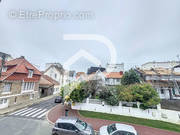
top-left (137, 68), bottom-right (180, 76)
top-left (39, 76), bottom-right (53, 86)
top-left (42, 75), bottom-right (59, 85)
top-left (76, 72), bottom-right (85, 78)
top-left (0, 57), bottom-right (41, 81)
top-left (106, 72), bottom-right (123, 79)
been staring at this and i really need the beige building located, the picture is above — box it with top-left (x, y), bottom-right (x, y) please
top-left (136, 67), bottom-right (180, 100)
top-left (0, 56), bottom-right (41, 109)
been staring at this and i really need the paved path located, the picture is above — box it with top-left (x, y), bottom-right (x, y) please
top-left (48, 104), bottom-right (180, 135)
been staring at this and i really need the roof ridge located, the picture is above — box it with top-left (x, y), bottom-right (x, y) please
top-left (2, 58), bottom-right (24, 81)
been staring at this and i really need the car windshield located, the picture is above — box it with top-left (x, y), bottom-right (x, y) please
top-left (107, 124), bottom-right (117, 134)
top-left (75, 119), bottom-right (87, 131)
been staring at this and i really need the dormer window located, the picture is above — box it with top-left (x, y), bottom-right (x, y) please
top-left (2, 66), bottom-right (7, 72)
top-left (28, 70), bottom-right (33, 78)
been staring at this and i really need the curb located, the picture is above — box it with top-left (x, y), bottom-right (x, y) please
top-left (0, 94), bottom-right (58, 116)
top-left (46, 104), bottom-right (59, 125)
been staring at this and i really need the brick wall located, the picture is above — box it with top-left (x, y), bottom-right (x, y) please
top-left (0, 81), bottom-right (40, 107)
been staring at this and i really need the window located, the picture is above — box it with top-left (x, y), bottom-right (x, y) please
top-left (22, 82), bottom-right (35, 92)
top-left (3, 83), bottom-right (12, 93)
top-left (0, 99), bottom-right (8, 105)
top-left (75, 119), bottom-right (87, 130)
top-left (66, 123), bottom-right (78, 131)
top-left (160, 87), bottom-right (164, 94)
top-left (58, 123), bottom-right (71, 130)
top-left (107, 124), bottom-right (117, 134)
top-left (116, 79), bottom-right (120, 83)
top-left (3, 99), bottom-right (7, 103)
top-left (2, 66), bottom-right (7, 72)
top-left (28, 70), bottom-right (33, 78)
top-left (54, 73), bottom-right (57, 79)
top-left (112, 131), bottom-right (135, 135)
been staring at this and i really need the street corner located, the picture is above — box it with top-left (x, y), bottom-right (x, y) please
top-left (47, 104), bottom-right (69, 124)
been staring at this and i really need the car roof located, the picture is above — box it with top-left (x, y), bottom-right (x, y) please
top-left (115, 123), bottom-right (137, 134)
top-left (56, 96), bottom-right (62, 98)
top-left (56, 117), bottom-right (78, 124)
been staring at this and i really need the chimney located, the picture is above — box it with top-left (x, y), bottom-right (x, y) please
top-left (20, 56), bottom-right (25, 59)
top-left (120, 71), bottom-right (123, 75)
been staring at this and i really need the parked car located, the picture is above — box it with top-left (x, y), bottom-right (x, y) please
top-left (52, 117), bottom-right (95, 135)
top-left (54, 96), bottom-right (63, 103)
top-left (99, 123), bottom-right (138, 135)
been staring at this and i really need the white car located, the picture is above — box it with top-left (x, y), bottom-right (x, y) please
top-left (99, 123), bottom-right (138, 135)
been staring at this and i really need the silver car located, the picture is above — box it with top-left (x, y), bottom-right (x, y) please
top-left (99, 123), bottom-right (138, 135)
top-left (52, 117), bottom-right (95, 135)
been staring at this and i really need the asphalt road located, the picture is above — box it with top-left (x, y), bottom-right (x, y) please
top-left (0, 97), bottom-right (57, 135)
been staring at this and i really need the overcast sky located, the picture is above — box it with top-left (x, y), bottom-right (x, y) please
top-left (0, 0), bottom-right (180, 72)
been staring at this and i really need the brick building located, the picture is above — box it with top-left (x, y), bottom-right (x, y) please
top-left (0, 56), bottom-right (41, 109)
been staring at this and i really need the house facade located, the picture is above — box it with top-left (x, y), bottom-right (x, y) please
top-left (135, 68), bottom-right (180, 100)
top-left (44, 63), bottom-right (64, 90)
top-left (63, 70), bottom-right (76, 86)
top-left (106, 63), bottom-right (124, 72)
top-left (141, 61), bottom-right (180, 70)
top-left (76, 72), bottom-right (87, 82)
top-left (87, 70), bottom-right (123, 86)
top-left (105, 72), bottom-right (123, 86)
top-left (44, 63), bottom-right (76, 88)
top-left (0, 52), bottom-right (13, 61)
top-left (39, 75), bottom-right (59, 97)
top-left (0, 56), bottom-right (41, 109)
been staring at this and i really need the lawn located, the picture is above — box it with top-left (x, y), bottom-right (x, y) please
top-left (79, 110), bottom-right (180, 133)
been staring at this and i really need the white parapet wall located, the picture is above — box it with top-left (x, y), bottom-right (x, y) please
top-left (72, 99), bottom-right (180, 125)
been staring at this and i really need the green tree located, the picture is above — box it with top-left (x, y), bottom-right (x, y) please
top-left (117, 83), bottom-right (160, 109)
top-left (121, 69), bottom-right (140, 85)
top-left (70, 83), bottom-right (88, 103)
top-left (60, 87), bottom-right (64, 99)
top-left (99, 87), bottom-right (119, 106)
top-left (131, 84), bottom-right (160, 109)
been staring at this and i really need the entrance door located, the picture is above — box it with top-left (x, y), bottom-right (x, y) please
top-left (14, 97), bottom-right (17, 104)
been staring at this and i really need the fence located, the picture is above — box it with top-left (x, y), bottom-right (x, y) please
top-left (72, 98), bottom-right (180, 125)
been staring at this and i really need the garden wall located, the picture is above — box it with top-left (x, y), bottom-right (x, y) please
top-left (72, 98), bottom-right (180, 124)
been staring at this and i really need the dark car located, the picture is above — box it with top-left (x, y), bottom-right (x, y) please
top-left (54, 96), bottom-right (63, 103)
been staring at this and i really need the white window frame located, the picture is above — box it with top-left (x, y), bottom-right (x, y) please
top-left (21, 82), bottom-right (35, 93)
top-left (2, 83), bottom-right (12, 94)
top-left (0, 99), bottom-right (8, 105)
top-left (2, 66), bottom-right (7, 72)
top-left (28, 70), bottom-right (33, 78)
top-left (54, 73), bottom-right (57, 79)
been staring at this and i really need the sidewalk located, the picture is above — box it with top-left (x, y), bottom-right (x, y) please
top-left (0, 94), bottom-right (57, 115)
top-left (47, 104), bottom-right (180, 135)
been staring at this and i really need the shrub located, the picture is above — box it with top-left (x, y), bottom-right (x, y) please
top-left (69, 82), bottom-right (89, 103)
top-left (117, 83), bottom-right (160, 109)
top-left (106, 96), bottom-right (119, 106)
top-left (99, 87), bottom-right (119, 106)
